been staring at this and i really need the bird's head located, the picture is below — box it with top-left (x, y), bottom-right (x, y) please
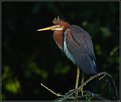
top-left (37, 17), bottom-right (70, 50)
top-left (37, 16), bottom-right (70, 32)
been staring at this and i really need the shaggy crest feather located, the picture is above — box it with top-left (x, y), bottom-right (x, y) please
top-left (52, 16), bottom-right (64, 25)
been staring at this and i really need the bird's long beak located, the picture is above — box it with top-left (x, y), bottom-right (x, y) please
top-left (37, 25), bottom-right (63, 31)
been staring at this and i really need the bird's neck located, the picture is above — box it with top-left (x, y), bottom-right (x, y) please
top-left (53, 23), bottom-right (70, 50)
top-left (53, 30), bottom-right (64, 50)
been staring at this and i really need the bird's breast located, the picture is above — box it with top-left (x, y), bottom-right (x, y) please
top-left (63, 29), bottom-right (76, 64)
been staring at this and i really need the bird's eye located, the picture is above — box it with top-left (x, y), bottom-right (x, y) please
top-left (57, 25), bottom-right (64, 29)
top-left (56, 25), bottom-right (60, 27)
top-left (52, 25), bottom-right (64, 31)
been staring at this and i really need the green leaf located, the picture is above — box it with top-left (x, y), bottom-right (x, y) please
top-left (27, 62), bottom-right (48, 79)
top-left (95, 44), bottom-right (102, 55)
top-left (5, 79), bottom-right (20, 94)
top-left (54, 63), bottom-right (71, 74)
top-left (100, 27), bottom-right (111, 37)
top-left (2, 65), bottom-right (11, 80)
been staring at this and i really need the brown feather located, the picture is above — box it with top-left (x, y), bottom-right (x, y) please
top-left (52, 17), bottom-right (70, 49)
top-left (53, 30), bottom-right (63, 49)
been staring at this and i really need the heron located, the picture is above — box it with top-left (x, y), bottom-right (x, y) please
top-left (37, 16), bottom-right (97, 97)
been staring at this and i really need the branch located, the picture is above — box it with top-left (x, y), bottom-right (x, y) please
top-left (58, 72), bottom-right (118, 101)
top-left (40, 83), bottom-right (62, 97)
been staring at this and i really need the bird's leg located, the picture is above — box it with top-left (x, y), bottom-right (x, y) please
top-left (81, 72), bottom-right (84, 96)
top-left (75, 66), bottom-right (80, 97)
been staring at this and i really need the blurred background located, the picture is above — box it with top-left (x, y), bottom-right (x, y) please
top-left (2, 2), bottom-right (119, 100)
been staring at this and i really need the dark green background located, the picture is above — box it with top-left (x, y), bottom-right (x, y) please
top-left (2, 2), bottom-right (119, 100)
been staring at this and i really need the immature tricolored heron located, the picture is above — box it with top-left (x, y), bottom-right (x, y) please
top-left (37, 17), bottom-right (97, 96)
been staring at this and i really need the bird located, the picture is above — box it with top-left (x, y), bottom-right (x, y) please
top-left (37, 16), bottom-right (97, 97)
top-left (37, 16), bottom-right (97, 75)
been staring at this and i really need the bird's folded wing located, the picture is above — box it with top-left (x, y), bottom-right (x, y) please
top-left (66, 25), bottom-right (96, 74)
top-left (70, 25), bottom-right (96, 60)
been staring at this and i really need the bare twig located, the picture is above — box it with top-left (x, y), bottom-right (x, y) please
top-left (41, 72), bottom-right (118, 101)
top-left (99, 74), bottom-right (106, 80)
top-left (40, 83), bottom-right (62, 97)
top-left (58, 72), bottom-right (118, 101)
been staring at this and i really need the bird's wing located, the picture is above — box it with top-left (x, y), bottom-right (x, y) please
top-left (65, 25), bottom-right (96, 74)
top-left (70, 25), bottom-right (96, 60)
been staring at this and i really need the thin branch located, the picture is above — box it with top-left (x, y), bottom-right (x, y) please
top-left (41, 72), bottom-right (118, 101)
top-left (58, 72), bottom-right (118, 101)
top-left (40, 83), bottom-right (62, 97)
